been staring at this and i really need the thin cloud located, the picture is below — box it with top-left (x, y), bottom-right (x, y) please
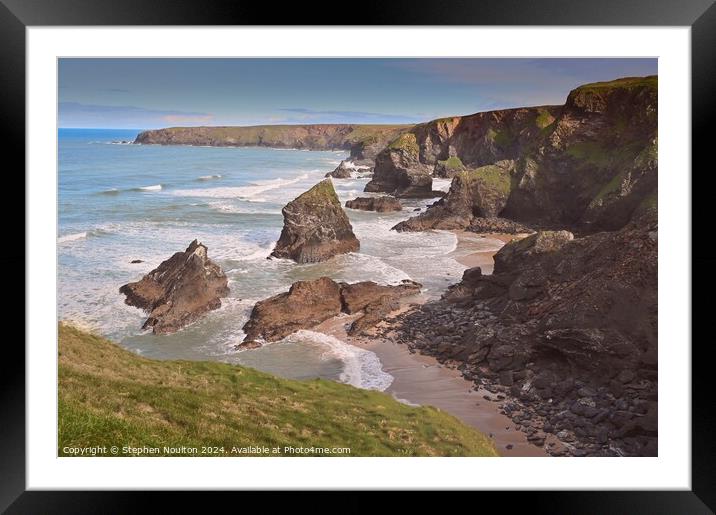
top-left (59, 102), bottom-right (214, 128)
top-left (279, 107), bottom-right (420, 124)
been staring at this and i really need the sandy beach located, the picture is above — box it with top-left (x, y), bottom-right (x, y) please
top-left (315, 230), bottom-right (546, 457)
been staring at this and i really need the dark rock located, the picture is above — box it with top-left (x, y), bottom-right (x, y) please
top-left (345, 196), bottom-right (402, 212)
top-left (365, 134), bottom-right (434, 198)
top-left (325, 160), bottom-right (353, 178)
top-left (120, 240), bottom-right (229, 334)
top-left (499, 370), bottom-right (514, 386)
top-left (241, 278), bottom-right (422, 347)
top-left (241, 277), bottom-right (343, 346)
top-left (130, 259), bottom-right (143, 264)
top-left (392, 160), bottom-right (516, 232)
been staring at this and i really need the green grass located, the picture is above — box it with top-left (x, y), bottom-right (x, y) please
top-left (387, 133), bottom-right (420, 157)
top-left (573, 75), bottom-right (657, 94)
top-left (295, 178), bottom-right (341, 206)
top-left (565, 141), bottom-right (613, 167)
top-left (460, 164), bottom-right (512, 195)
top-left (439, 156), bottom-right (464, 170)
top-left (486, 127), bottom-right (514, 149)
top-left (535, 109), bottom-right (556, 130)
top-left (58, 324), bottom-right (498, 457)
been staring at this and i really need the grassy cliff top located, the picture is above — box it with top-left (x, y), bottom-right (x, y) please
top-left (58, 324), bottom-right (497, 457)
top-left (574, 75), bottom-right (657, 92)
top-left (135, 124), bottom-right (411, 150)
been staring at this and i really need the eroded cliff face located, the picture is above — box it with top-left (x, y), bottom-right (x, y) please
top-left (366, 107), bottom-right (559, 199)
top-left (375, 76), bottom-right (657, 233)
top-left (134, 124), bottom-right (410, 162)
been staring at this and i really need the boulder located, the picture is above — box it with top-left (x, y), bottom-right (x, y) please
top-left (340, 280), bottom-right (422, 314)
top-left (270, 179), bottom-right (360, 263)
top-left (119, 240), bottom-right (229, 334)
top-left (345, 196), bottom-right (402, 212)
top-left (493, 230), bottom-right (574, 274)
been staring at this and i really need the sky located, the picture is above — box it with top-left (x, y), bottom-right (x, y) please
top-left (58, 58), bottom-right (657, 129)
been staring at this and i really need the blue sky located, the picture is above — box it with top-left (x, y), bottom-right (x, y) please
top-left (58, 58), bottom-right (657, 129)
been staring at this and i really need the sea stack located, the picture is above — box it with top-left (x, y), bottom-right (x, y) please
top-left (270, 179), bottom-right (360, 263)
top-left (119, 240), bottom-right (229, 334)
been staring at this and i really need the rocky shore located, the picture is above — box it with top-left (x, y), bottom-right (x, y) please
top-left (376, 213), bottom-right (658, 457)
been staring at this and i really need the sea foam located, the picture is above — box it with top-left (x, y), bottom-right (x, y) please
top-left (286, 330), bottom-right (394, 391)
top-left (171, 173), bottom-right (310, 200)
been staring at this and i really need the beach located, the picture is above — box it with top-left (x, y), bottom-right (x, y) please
top-left (315, 230), bottom-right (547, 457)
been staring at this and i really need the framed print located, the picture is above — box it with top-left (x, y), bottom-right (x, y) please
top-left (6, 0), bottom-right (715, 510)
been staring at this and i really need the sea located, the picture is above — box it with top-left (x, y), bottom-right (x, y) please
top-left (58, 128), bottom-right (503, 392)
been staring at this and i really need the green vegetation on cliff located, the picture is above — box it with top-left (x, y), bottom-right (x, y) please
top-left (461, 164), bottom-right (512, 195)
top-left (388, 133), bottom-right (420, 157)
top-left (574, 75), bottom-right (657, 93)
top-left (58, 324), bottom-right (498, 457)
top-left (439, 156), bottom-right (464, 171)
top-left (297, 179), bottom-right (341, 206)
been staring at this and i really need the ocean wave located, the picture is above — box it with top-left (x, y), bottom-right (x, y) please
top-left (134, 184), bottom-right (162, 192)
top-left (197, 174), bottom-right (222, 181)
top-left (58, 231), bottom-right (88, 243)
top-left (285, 330), bottom-right (394, 391)
top-left (58, 227), bottom-right (114, 244)
top-left (98, 188), bottom-right (121, 195)
top-left (170, 173), bottom-right (310, 200)
top-left (208, 200), bottom-right (281, 214)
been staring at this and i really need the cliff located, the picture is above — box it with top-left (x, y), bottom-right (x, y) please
top-left (386, 208), bottom-right (658, 456)
top-left (134, 124), bottom-right (411, 161)
top-left (375, 75), bottom-right (658, 233)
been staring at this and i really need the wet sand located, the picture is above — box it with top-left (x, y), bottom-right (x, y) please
top-left (315, 230), bottom-right (546, 457)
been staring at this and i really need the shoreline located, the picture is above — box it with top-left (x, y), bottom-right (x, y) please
top-left (315, 229), bottom-right (547, 457)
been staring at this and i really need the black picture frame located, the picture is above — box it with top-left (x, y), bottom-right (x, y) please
top-left (5, 0), bottom-right (714, 511)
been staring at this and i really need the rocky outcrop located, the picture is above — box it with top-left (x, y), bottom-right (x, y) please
top-left (119, 240), bottom-right (229, 334)
top-left (467, 217), bottom-right (533, 235)
top-left (241, 277), bottom-right (343, 345)
top-left (240, 278), bottom-right (422, 347)
top-left (326, 161), bottom-right (374, 178)
top-left (325, 160), bottom-right (353, 178)
top-left (375, 76), bottom-right (657, 234)
top-left (345, 196), bottom-right (402, 212)
top-left (134, 124), bottom-right (410, 162)
top-left (270, 179), bottom-right (360, 263)
top-left (433, 156), bottom-right (467, 178)
top-left (385, 215), bottom-right (657, 456)
top-left (364, 134), bottom-right (436, 197)
top-left (393, 160), bottom-right (516, 232)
